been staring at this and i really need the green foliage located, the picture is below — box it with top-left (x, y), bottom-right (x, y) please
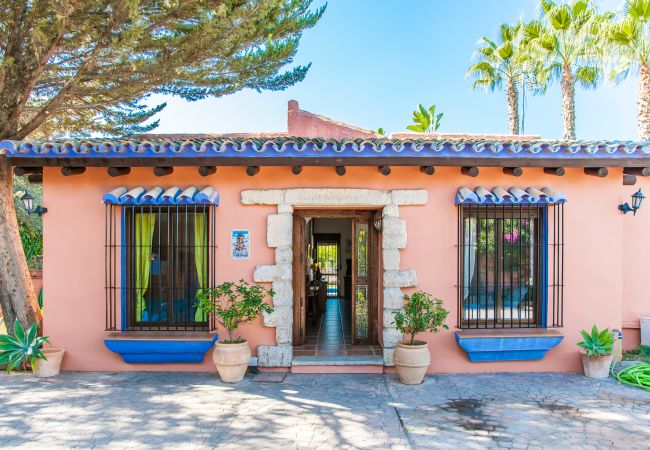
top-left (0, 320), bottom-right (49, 373)
top-left (577, 325), bottom-right (614, 357)
top-left (468, 23), bottom-right (530, 92)
top-left (196, 280), bottom-right (274, 344)
top-left (393, 291), bottom-right (449, 345)
top-left (0, 0), bottom-right (325, 140)
top-left (407, 104), bottom-right (443, 133)
top-left (523, 0), bottom-right (606, 90)
top-left (13, 177), bottom-right (42, 270)
top-left (606, 0), bottom-right (650, 83)
top-left (376, 128), bottom-right (386, 135)
top-left (623, 344), bottom-right (650, 363)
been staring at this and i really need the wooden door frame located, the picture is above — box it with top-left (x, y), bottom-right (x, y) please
top-left (292, 209), bottom-right (380, 347)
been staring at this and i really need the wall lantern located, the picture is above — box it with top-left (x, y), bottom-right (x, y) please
top-left (373, 211), bottom-right (383, 232)
top-left (619, 189), bottom-right (645, 215)
top-left (21, 191), bottom-right (47, 216)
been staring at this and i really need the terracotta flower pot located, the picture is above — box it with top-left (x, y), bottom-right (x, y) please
top-left (581, 353), bottom-right (613, 379)
top-left (394, 341), bottom-right (430, 385)
top-left (33, 348), bottom-right (65, 378)
top-left (212, 341), bottom-right (251, 383)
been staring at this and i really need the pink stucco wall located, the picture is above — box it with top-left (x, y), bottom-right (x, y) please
top-left (41, 166), bottom-right (650, 372)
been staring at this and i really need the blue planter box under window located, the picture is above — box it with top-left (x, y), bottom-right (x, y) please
top-left (455, 329), bottom-right (563, 362)
top-left (104, 334), bottom-right (218, 364)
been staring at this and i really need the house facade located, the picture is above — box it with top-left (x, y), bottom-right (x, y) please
top-left (1, 100), bottom-right (648, 374)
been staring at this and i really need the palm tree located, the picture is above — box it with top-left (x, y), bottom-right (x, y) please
top-left (468, 23), bottom-right (528, 135)
top-left (524, 0), bottom-right (607, 140)
top-left (407, 104), bottom-right (443, 133)
top-left (607, 0), bottom-right (650, 140)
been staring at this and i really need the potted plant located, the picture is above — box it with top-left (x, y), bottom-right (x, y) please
top-left (392, 291), bottom-right (449, 385)
top-left (196, 280), bottom-right (274, 383)
top-left (578, 325), bottom-right (615, 379)
top-left (0, 320), bottom-right (65, 377)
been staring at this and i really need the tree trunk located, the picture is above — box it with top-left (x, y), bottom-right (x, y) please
top-left (561, 64), bottom-right (576, 141)
top-left (506, 80), bottom-right (520, 135)
top-left (638, 63), bottom-right (650, 141)
top-left (0, 158), bottom-right (41, 336)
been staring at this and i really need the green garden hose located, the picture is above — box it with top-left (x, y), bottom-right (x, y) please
top-left (610, 329), bottom-right (650, 392)
top-left (614, 365), bottom-right (650, 392)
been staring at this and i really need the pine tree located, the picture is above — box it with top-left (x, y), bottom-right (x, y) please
top-left (0, 0), bottom-right (324, 335)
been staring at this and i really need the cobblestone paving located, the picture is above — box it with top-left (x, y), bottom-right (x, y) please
top-left (386, 372), bottom-right (650, 449)
top-left (0, 372), bottom-right (649, 449)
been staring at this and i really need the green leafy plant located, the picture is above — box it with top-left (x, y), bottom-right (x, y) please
top-left (0, 320), bottom-right (49, 373)
top-left (623, 344), bottom-right (650, 363)
top-left (407, 104), bottom-right (443, 133)
top-left (577, 325), bottom-right (615, 357)
top-left (393, 291), bottom-right (449, 345)
top-left (196, 280), bottom-right (274, 344)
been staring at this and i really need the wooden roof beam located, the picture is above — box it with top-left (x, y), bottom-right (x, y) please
top-left (584, 167), bottom-right (608, 177)
top-left (13, 167), bottom-right (41, 176)
top-left (461, 166), bottom-right (479, 177)
top-left (623, 174), bottom-right (637, 185)
top-left (61, 167), bottom-right (86, 176)
top-left (108, 167), bottom-right (131, 177)
top-left (198, 166), bottom-right (217, 176)
top-left (624, 167), bottom-right (650, 176)
top-left (544, 167), bottom-right (565, 176)
top-left (153, 166), bottom-right (173, 177)
top-left (503, 167), bottom-right (522, 177)
top-left (378, 166), bottom-right (391, 176)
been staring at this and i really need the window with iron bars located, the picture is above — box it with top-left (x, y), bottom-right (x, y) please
top-left (105, 204), bottom-right (217, 332)
top-left (457, 203), bottom-right (564, 329)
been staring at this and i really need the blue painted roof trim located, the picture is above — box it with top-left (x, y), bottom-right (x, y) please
top-left (455, 186), bottom-right (567, 205)
top-left (2, 138), bottom-right (650, 161)
top-left (103, 186), bottom-right (219, 205)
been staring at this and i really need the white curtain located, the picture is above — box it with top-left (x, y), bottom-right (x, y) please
top-left (463, 217), bottom-right (477, 301)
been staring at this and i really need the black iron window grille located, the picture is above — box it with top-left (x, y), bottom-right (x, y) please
top-left (457, 203), bottom-right (564, 329)
top-left (105, 204), bottom-right (217, 332)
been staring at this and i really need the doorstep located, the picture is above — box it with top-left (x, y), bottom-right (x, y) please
top-left (455, 328), bottom-right (564, 362)
top-left (291, 355), bottom-right (384, 374)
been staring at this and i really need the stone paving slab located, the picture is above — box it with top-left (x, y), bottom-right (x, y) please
top-left (0, 372), bottom-right (409, 449)
top-left (0, 371), bottom-right (649, 449)
top-left (386, 372), bottom-right (650, 449)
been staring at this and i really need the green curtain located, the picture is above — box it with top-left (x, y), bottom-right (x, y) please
top-left (194, 212), bottom-right (208, 322)
top-left (135, 214), bottom-right (156, 322)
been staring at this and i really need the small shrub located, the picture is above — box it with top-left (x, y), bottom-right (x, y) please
top-left (577, 325), bottom-right (614, 357)
top-left (393, 291), bottom-right (449, 345)
top-left (196, 280), bottom-right (274, 344)
top-left (623, 345), bottom-right (650, 363)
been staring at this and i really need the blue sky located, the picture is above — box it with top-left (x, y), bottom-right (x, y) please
top-left (149, 0), bottom-right (635, 141)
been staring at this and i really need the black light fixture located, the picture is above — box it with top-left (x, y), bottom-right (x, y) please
top-left (21, 191), bottom-right (47, 216)
top-left (619, 189), bottom-right (645, 215)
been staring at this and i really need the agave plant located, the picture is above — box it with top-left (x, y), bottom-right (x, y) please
top-left (407, 104), bottom-right (443, 133)
top-left (577, 325), bottom-right (614, 357)
top-left (0, 320), bottom-right (49, 373)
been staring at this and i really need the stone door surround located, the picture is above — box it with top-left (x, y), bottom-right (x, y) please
top-left (241, 188), bottom-right (428, 367)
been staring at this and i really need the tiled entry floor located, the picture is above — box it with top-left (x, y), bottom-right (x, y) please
top-left (293, 297), bottom-right (382, 357)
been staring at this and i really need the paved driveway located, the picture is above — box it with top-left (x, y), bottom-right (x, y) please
top-left (0, 372), bottom-right (648, 449)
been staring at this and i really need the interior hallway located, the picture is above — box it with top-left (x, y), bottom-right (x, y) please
top-left (293, 297), bottom-right (382, 357)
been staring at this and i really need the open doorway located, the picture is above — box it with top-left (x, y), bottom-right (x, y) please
top-left (292, 210), bottom-right (382, 358)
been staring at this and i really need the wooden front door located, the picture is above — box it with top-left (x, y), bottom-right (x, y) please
top-left (292, 214), bottom-right (307, 345)
top-left (293, 210), bottom-right (379, 347)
